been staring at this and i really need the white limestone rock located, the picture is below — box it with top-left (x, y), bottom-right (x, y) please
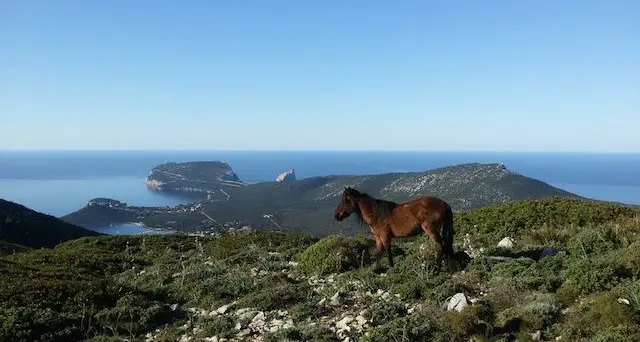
top-left (275, 168), bottom-right (296, 182)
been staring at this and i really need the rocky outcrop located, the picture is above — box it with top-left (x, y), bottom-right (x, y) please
top-left (275, 168), bottom-right (296, 183)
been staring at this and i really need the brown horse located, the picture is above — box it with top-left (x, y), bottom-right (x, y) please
top-left (334, 187), bottom-right (455, 269)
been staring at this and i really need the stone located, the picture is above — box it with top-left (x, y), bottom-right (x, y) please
top-left (531, 330), bottom-right (542, 340)
top-left (253, 311), bottom-right (265, 322)
top-left (618, 298), bottom-right (631, 305)
top-left (216, 301), bottom-right (237, 314)
top-left (336, 315), bottom-right (354, 332)
top-left (497, 237), bottom-right (515, 249)
top-left (236, 308), bottom-right (258, 320)
top-left (330, 291), bottom-right (341, 306)
top-left (356, 314), bottom-right (367, 327)
top-left (447, 293), bottom-right (470, 312)
top-left (248, 311), bottom-right (266, 331)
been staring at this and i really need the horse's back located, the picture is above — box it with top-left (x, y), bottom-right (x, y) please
top-left (403, 195), bottom-right (447, 208)
top-left (401, 195), bottom-right (449, 222)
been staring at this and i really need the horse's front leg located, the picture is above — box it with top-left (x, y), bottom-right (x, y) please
top-left (373, 235), bottom-right (384, 267)
top-left (380, 229), bottom-right (394, 268)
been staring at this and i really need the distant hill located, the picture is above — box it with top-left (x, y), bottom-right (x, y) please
top-left (0, 199), bottom-right (103, 249)
top-left (145, 161), bottom-right (246, 195)
top-left (63, 163), bottom-right (579, 235)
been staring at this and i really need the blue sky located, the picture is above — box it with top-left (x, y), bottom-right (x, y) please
top-left (1, 1), bottom-right (638, 152)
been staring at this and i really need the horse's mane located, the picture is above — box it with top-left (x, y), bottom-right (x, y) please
top-left (353, 191), bottom-right (397, 226)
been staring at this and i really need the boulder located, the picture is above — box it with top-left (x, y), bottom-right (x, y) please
top-left (447, 293), bottom-right (470, 312)
top-left (497, 237), bottom-right (515, 249)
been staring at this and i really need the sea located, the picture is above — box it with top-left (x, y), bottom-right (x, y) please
top-left (1, 151), bottom-right (639, 235)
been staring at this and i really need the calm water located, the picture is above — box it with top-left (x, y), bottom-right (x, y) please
top-left (1, 151), bottom-right (639, 234)
top-left (93, 223), bottom-right (176, 235)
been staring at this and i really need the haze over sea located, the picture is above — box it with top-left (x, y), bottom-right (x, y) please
top-left (1, 151), bottom-right (639, 221)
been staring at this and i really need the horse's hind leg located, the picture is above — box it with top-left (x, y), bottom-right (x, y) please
top-left (421, 222), bottom-right (445, 269)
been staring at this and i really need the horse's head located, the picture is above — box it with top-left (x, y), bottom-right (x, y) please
top-left (334, 186), bottom-right (359, 221)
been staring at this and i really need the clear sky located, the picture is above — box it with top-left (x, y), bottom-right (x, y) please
top-left (1, 1), bottom-right (638, 152)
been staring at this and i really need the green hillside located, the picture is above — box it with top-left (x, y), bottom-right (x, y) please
top-left (4, 197), bottom-right (640, 341)
top-left (0, 199), bottom-right (103, 249)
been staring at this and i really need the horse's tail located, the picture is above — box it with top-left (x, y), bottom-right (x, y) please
top-left (442, 203), bottom-right (455, 258)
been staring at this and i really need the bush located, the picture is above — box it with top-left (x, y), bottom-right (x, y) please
top-left (239, 281), bottom-right (309, 311)
top-left (440, 302), bottom-right (495, 340)
top-left (360, 307), bottom-right (443, 342)
top-left (196, 315), bottom-right (235, 339)
top-left (565, 259), bottom-right (627, 295)
top-left (365, 301), bottom-right (407, 326)
top-left (496, 292), bottom-right (561, 331)
top-left (298, 235), bottom-right (374, 275)
top-left (590, 325), bottom-right (640, 342)
top-left (455, 197), bottom-right (639, 244)
top-left (554, 293), bottom-right (639, 339)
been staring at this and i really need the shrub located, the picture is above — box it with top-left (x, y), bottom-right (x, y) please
top-left (360, 307), bottom-right (443, 342)
top-left (298, 235), bottom-right (374, 275)
top-left (590, 325), bottom-right (640, 342)
top-left (555, 293), bottom-right (638, 339)
top-left (365, 300), bottom-right (407, 326)
top-left (454, 197), bottom-right (639, 244)
top-left (496, 292), bottom-right (561, 331)
top-left (564, 259), bottom-right (627, 295)
top-left (440, 302), bottom-right (495, 340)
top-left (239, 282), bottom-right (309, 311)
top-left (196, 315), bottom-right (235, 339)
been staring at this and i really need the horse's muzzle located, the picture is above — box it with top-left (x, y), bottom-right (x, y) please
top-left (334, 213), bottom-right (344, 221)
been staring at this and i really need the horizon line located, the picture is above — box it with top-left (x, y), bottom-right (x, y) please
top-left (2, 148), bottom-right (640, 155)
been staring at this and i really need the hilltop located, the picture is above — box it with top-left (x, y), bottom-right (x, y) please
top-left (3, 197), bottom-right (640, 341)
top-left (0, 198), bottom-right (102, 251)
top-left (63, 162), bottom-right (578, 234)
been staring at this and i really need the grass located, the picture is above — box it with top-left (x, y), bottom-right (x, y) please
top-left (2, 197), bottom-right (640, 341)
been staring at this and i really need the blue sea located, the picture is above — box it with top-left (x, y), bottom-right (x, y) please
top-left (1, 151), bottom-right (639, 234)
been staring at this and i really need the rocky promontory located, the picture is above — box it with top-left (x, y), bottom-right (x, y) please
top-left (145, 161), bottom-right (247, 197)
